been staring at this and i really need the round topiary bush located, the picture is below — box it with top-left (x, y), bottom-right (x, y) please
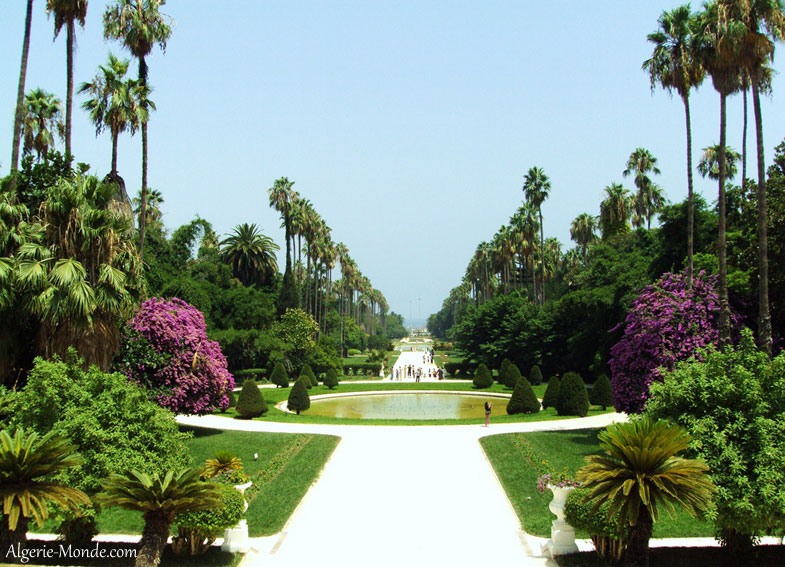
top-left (288, 377), bottom-right (310, 414)
top-left (473, 363), bottom-right (493, 389)
top-left (498, 358), bottom-right (512, 383)
top-left (556, 372), bottom-right (589, 417)
top-left (590, 374), bottom-right (614, 410)
top-left (301, 364), bottom-right (318, 387)
top-left (541, 376), bottom-right (561, 409)
top-left (235, 379), bottom-right (268, 418)
top-left (174, 483), bottom-right (245, 556)
top-left (270, 362), bottom-right (289, 388)
top-left (529, 365), bottom-right (543, 386)
top-left (506, 377), bottom-right (540, 414)
top-left (324, 368), bottom-right (339, 390)
top-left (504, 364), bottom-right (522, 389)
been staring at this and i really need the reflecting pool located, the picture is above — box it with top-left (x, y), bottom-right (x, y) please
top-left (304, 393), bottom-right (508, 420)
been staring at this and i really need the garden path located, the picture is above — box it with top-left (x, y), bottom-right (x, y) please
top-left (177, 411), bottom-right (625, 567)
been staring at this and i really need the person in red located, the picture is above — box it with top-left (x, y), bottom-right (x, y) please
top-left (484, 400), bottom-right (492, 427)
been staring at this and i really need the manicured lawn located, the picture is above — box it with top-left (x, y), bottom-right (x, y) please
top-left (480, 429), bottom-right (714, 539)
top-left (556, 546), bottom-right (785, 567)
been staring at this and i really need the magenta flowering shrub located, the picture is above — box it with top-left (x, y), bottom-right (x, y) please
top-left (609, 271), bottom-right (729, 414)
top-left (125, 297), bottom-right (235, 414)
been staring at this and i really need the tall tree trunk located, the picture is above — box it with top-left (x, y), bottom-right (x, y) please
top-left (11, 0), bottom-right (34, 174)
top-left (136, 512), bottom-right (171, 567)
top-left (684, 94), bottom-right (695, 288)
top-left (65, 19), bottom-right (74, 157)
top-left (624, 507), bottom-right (652, 567)
top-left (718, 93), bottom-right (731, 346)
top-left (742, 87), bottom-right (748, 191)
top-left (111, 130), bottom-right (119, 174)
top-left (751, 77), bottom-right (771, 355)
top-left (539, 209), bottom-right (545, 305)
top-left (138, 56), bottom-right (150, 256)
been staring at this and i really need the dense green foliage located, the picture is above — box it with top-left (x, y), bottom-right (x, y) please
top-left (323, 368), bottom-right (339, 389)
top-left (301, 364), bottom-right (318, 387)
top-left (270, 362), bottom-right (289, 388)
top-left (565, 488), bottom-right (626, 564)
top-left (556, 372), bottom-right (589, 417)
top-left (503, 363), bottom-right (522, 389)
top-left (174, 483), bottom-right (245, 556)
top-left (498, 358), bottom-right (512, 383)
top-left (472, 363), bottom-right (493, 389)
top-left (506, 377), bottom-right (540, 415)
top-left (235, 379), bottom-right (268, 418)
top-left (287, 377), bottom-right (311, 414)
top-left (529, 365), bottom-right (543, 386)
top-left (541, 376), bottom-right (560, 409)
top-left (590, 374), bottom-right (614, 410)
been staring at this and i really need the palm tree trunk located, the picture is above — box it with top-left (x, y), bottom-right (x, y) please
top-left (624, 507), bottom-right (652, 567)
top-left (111, 130), bottom-right (119, 175)
top-left (136, 512), bottom-right (171, 567)
top-left (683, 94), bottom-right (694, 289)
top-left (742, 87), bottom-right (747, 191)
top-left (539, 209), bottom-right (545, 305)
top-left (718, 93), bottom-right (731, 346)
top-left (65, 19), bottom-right (74, 157)
top-left (138, 54), bottom-right (150, 256)
top-left (1, 515), bottom-right (28, 564)
top-left (11, 0), bottom-right (34, 174)
top-left (751, 77), bottom-right (771, 355)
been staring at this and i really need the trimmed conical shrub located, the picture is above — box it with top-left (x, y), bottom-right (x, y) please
top-left (556, 372), bottom-right (589, 417)
top-left (236, 379), bottom-right (268, 418)
top-left (473, 363), bottom-right (493, 389)
top-left (324, 368), bottom-right (339, 390)
top-left (301, 364), bottom-right (318, 387)
top-left (542, 376), bottom-right (561, 410)
top-left (498, 358), bottom-right (512, 383)
top-left (507, 377), bottom-right (540, 414)
top-left (270, 362), bottom-right (289, 388)
top-left (529, 365), bottom-right (543, 386)
top-left (504, 364), bottom-right (522, 389)
top-left (590, 374), bottom-right (614, 410)
top-left (288, 377), bottom-right (310, 414)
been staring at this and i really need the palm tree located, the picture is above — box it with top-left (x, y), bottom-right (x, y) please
top-left (599, 183), bottom-right (633, 238)
top-left (623, 148), bottom-right (662, 229)
top-left (522, 166), bottom-right (551, 305)
top-left (104, 0), bottom-right (172, 257)
top-left (219, 223), bottom-right (279, 287)
top-left (132, 187), bottom-right (163, 232)
top-left (512, 203), bottom-right (538, 295)
top-left (97, 468), bottom-right (221, 567)
top-left (644, 5), bottom-right (705, 287)
top-left (577, 418), bottom-right (715, 567)
top-left (0, 428), bottom-right (90, 553)
top-left (570, 212), bottom-right (598, 262)
top-left (268, 177), bottom-right (298, 314)
top-left (10, 0), bottom-right (35, 174)
top-left (697, 144), bottom-right (742, 180)
top-left (46, 0), bottom-right (88, 158)
top-left (21, 88), bottom-right (63, 162)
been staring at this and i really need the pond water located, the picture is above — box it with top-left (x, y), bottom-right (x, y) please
top-left (304, 393), bottom-right (508, 420)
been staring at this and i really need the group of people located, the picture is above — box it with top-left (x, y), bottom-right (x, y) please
top-left (422, 349), bottom-right (434, 364)
top-left (392, 365), bottom-right (444, 382)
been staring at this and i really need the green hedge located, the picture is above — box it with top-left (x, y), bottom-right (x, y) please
top-left (233, 368), bottom-right (268, 382)
top-left (341, 362), bottom-right (382, 376)
top-left (444, 361), bottom-right (478, 377)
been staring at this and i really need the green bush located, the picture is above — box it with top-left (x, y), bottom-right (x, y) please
top-left (542, 376), bottom-right (561, 409)
top-left (590, 374), bottom-right (614, 410)
top-left (341, 362), bottom-right (381, 376)
top-left (270, 362), bottom-right (289, 388)
top-left (444, 361), bottom-right (477, 377)
top-left (235, 379), bottom-right (268, 418)
top-left (506, 377), bottom-right (540, 414)
top-left (301, 364), bottom-right (318, 387)
top-left (556, 372), bottom-right (589, 417)
top-left (287, 377), bottom-right (311, 414)
top-left (324, 368), bottom-right (339, 390)
top-left (498, 358), bottom-right (512, 383)
top-left (174, 483), bottom-right (245, 556)
top-left (504, 364), bottom-right (522, 389)
top-left (232, 368), bottom-right (267, 383)
top-left (529, 365), bottom-right (543, 386)
top-left (347, 348), bottom-right (361, 356)
top-left (565, 488), bottom-right (626, 564)
top-left (473, 363), bottom-right (493, 389)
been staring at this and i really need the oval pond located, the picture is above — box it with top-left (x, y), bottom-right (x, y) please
top-left (302, 393), bottom-right (509, 420)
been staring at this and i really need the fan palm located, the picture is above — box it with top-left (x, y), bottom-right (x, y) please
top-left (623, 148), bottom-right (662, 229)
top-left (577, 418), bottom-right (715, 567)
top-left (96, 468), bottom-right (221, 567)
top-left (219, 223), bottom-right (279, 287)
top-left (0, 428), bottom-right (90, 552)
top-left (522, 166), bottom-right (550, 305)
top-left (599, 183), bottom-right (633, 238)
top-left (697, 144), bottom-right (742, 180)
top-left (46, 0), bottom-right (88, 157)
top-left (133, 187), bottom-right (163, 232)
top-left (570, 212), bottom-right (598, 262)
top-left (11, 0), bottom-right (35, 173)
top-left (21, 88), bottom-right (63, 162)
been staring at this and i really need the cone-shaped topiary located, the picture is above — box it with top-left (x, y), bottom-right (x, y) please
top-left (556, 372), bottom-right (589, 417)
top-left (235, 379), bottom-right (268, 418)
top-left (270, 362), bottom-right (289, 388)
top-left (542, 376), bottom-right (561, 409)
top-left (498, 358), bottom-right (512, 383)
top-left (473, 363), bottom-right (493, 389)
top-left (301, 364), bottom-right (318, 387)
top-left (324, 368), bottom-right (339, 390)
top-left (507, 377), bottom-right (540, 414)
top-left (590, 374), bottom-right (614, 410)
top-left (529, 365), bottom-right (543, 386)
top-left (287, 377), bottom-right (310, 414)
top-left (505, 364), bottom-right (522, 389)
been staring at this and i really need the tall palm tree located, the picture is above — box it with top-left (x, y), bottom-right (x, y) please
top-left (0, 428), bottom-right (90, 553)
top-left (623, 148), bottom-right (662, 229)
top-left (46, 0), bottom-right (88, 158)
top-left (512, 203), bottom-right (538, 295)
top-left (21, 88), bottom-right (64, 162)
top-left (268, 177), bottom-right (298, 314)
top-left (522, 166), bottom-right (551, 305)
top-left (599, 183), bottom-right (633, 238)
top-left (104, 0), bottom-right (172, 257)
top-left (577, 418), bottom-right (715, 567)
top-left (219, 223), bottom-right (279, 287)
top-left (11, 0), bottom-right (35, 174)
top-left (80, 53), bottom-right (149, 177)
top-left (644, 4), bottom-right (706, 287)
top-left (132, 187), bottom-right (163, 231)
top-left (570, 212), bottom-right (598, 262)
top-left (697, 144), bottom-right (742, 180)
top-left (97, 468), bottom-right (221, 567)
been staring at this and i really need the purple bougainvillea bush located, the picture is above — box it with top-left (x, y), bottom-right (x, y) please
top-left (125, 297), bottom-right (235, 414)
top-left (609, 271), bottom-right (731, 414)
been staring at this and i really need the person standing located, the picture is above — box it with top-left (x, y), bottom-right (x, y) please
top-left (484, 400), bottom-right (492, 427)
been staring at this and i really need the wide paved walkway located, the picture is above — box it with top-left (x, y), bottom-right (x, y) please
top-left (177, 409), bottom-right (625, 567)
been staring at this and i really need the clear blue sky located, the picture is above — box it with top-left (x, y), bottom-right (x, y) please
top-left (2, 1), bottom-right (784, 327)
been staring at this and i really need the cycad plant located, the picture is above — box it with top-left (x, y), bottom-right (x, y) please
top-left (576, 418), bottom-right (715, 567)
top-left (96, 468), bottom-right (221, 567)
top-left (0, 428), bottom-right (90, 552)
top-left (202, 451), bottom-right (242, 480)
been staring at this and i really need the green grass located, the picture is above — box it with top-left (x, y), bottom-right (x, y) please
top-left (556, 546), bottom-right (785, 567)
top-left (341, 355), bottom-right (368, 365)
top-left (480, 429), bottom-right (714, 538)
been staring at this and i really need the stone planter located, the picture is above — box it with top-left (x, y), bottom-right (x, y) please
top-left (221, 481), bottom-right (253, 553)
top-left (543, 485), bottom-right (579, 557)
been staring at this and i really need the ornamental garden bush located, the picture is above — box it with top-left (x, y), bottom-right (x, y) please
top-left (564, 488), bottom-right (626, 564)
top-left (473, 363), bottom-right (493, 389)
top-left (288, 377), bottom-right (310, 414)
top-left (270, 362), bottom-right (289, 388)
top-left (506, 377), bottom-right (540, 415)
top-left (590, 374), bottom-right (614, 410)
top-left (529, 365), bottom-right (543, 386)
top-left (174, 482), bottom-right (245, 556)
top-left (541, 376), bottom-right (560, 409)
top-left (235, 379), bottom-right (268, 418)
top-left (498, 358), bottom-right (512, 383)
top-left (301, 364), bottom-right (318, 387)
top-left (556, 372), bottom-right (589, 417)
top-left (504, 363), bottom-right (522, 389)
top-left (324, 368), bottom-right (339, 389)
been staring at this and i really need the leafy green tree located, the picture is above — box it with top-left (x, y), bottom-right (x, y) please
top-left (97, 468), bottom-right (221, 567)
top-left (270, 362), bottom-right (289, 388)
top-left (529, 364), bottom-right (543, 386)
top-left (324, 368), bottom-right (339, 389)
top-left (219, 223), bottom-right (279, 287)
top-left (472, 363), bottom-right (493, 389)
top-left (287, 377), bottom-right (310, 414)
top-left (556, 372), bottom-right (589, 417)
top-left (590, 374), bottom-right (614, 410)
top-left (10, 0), bottom-right (34, 173)
top-left (235, 379), bottom-right (267, 418)
top-left (541, 376), bottom-right (561, 409)
top-left (21, 88), bottom-right (63, 162)
top-left (577, 418), bottom-right (715, 567)
top-left (506, 377), bottom-right (540, 414)
top-left (274, 308), bottom-right (318, 375)
top-left (0, 428), bottom-right (90, 554)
